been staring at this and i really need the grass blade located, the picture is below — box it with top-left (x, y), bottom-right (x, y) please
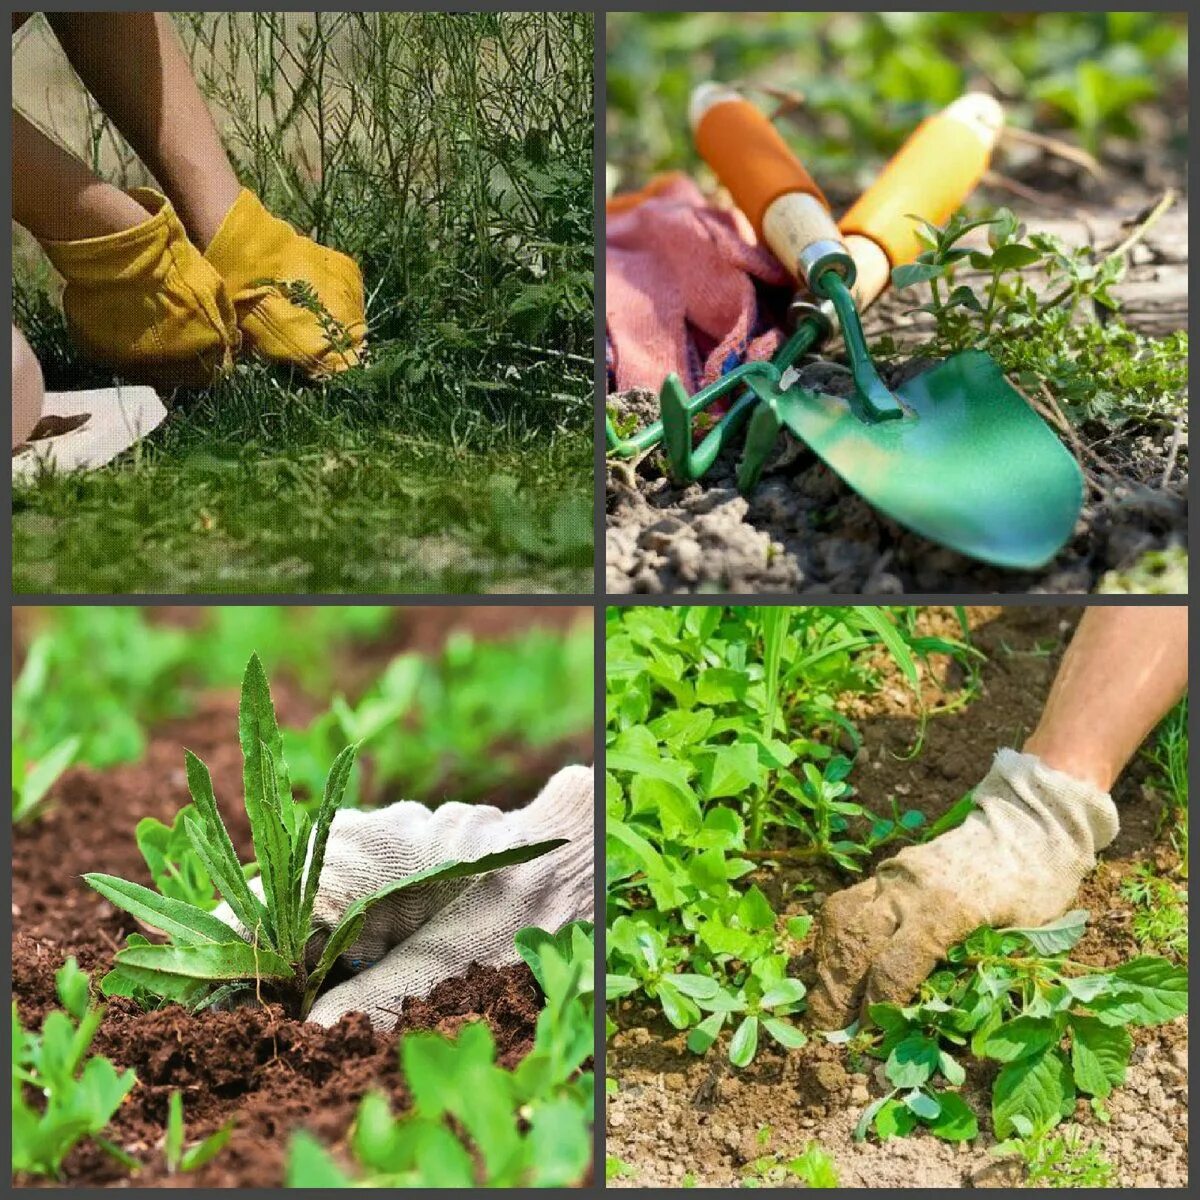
top-left (166, 1091), bottom-right (184, 1172)
top-left (84, 874), bottom-right (242, 946)
top-left (114, 940), bottom-right (293, 982)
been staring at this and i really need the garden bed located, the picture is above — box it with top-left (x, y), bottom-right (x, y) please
top-left (605, 606), bottom-right (1188, 1188)
top-left (12, 608), bottom-right (593, 1187)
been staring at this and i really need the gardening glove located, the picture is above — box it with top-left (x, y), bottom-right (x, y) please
top-left (808, 750), bottom-right (1119, 1030)
top-left (204, 188), bottom-right (366, 377)
top-left (40, 188), bottom-right (237, 386)
top-left (606, 172), bottom-right (791, 394)
top-left (302, 765), bottom-right (593, 1029)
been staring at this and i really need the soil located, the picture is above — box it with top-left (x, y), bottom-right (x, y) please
top-left (605, 606), bottom-right (1189, 1188)
top-left (606, 191), bottom-right (1188, 595)
top-left (11, 608), bottom-right (588, 1188)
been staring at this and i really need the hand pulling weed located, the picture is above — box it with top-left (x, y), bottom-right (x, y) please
top-left (86, 654), bottom-right (563, 1018)
top-left (852, 911), bottom-right (1187, 1145)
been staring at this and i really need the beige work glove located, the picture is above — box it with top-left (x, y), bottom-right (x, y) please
top-left (298, 765), bottom-right (593, 1029)
top-left (808, 750), bottom-right (1119, 1029)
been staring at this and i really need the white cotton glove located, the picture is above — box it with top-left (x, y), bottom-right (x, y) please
top-left (303, 765), bottom-right (594, 1029)
top-left (808, 750), bottom-right (1119, 1028)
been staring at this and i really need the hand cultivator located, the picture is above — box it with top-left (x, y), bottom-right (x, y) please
top-left (607, 88), bottom-right (1084, 569)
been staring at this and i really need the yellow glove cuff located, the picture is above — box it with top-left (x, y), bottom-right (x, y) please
top-left (42, 188), bottom-right (237, 386)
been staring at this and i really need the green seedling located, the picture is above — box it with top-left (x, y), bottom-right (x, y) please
top-left (1120, 865), bottom-right (1188, 961)
top-left (11, 735), bottom-right (80, 825)
top-left (992, 1125), bottom-right (1115, 1188)
top-left (12, 958), bottom-right (137, 1179)
top-left (163, 1091), bottom-right (234, 1175)
top-left (286, 923), bottom-right (594, 1187)
top-left (86, 654), bottom-right (563, 1019)
top-left (135, 804), bottom-right (258, 912)
top-left (686, 975), bottom-right (808, 1067)
top-left (893, 205), bottom-right (1187, 429)
top-left (854, 911), bottom-right (1188, 1144)
top-left (742, 1138), bottom-right (839, 1188)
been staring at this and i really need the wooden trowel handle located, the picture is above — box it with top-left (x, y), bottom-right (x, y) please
top-left (840, 93), bottom-right (1004, 305)
top-left (691, 84), bottom-right (852, 291)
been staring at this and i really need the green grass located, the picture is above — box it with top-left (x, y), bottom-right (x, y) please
top-left (13, 12), bottom-right (593, 594)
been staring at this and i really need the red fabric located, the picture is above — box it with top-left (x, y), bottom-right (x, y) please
top-left (605, 172), bottom-right (790, 394)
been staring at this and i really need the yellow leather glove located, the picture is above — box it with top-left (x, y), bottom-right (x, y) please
top-left (41, 188), bottom-right (237, 387)
top-left (204, 188), bottom-right (366, 377)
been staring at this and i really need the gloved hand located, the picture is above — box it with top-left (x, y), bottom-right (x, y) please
top-left (213, 765), bottom-right (591, 1029)
top-left (204, 188), bottom-right (366, 378)
top-left (41, 188), bottom-right (237, 386)
top-left (808, 750), bottom-right (1119, 1029)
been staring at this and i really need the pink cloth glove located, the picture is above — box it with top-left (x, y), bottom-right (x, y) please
top-left (605, 172), bottom-right (790, 394)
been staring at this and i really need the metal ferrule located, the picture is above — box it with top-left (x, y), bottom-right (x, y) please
top-left (797, 239), bottom-right (856, 290)
top-left (787, 295), bottom-right (836, 342)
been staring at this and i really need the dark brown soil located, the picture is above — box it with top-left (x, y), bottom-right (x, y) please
top-left (607, 605), bottom-right (1188, 1188)
top-left (11, 606), bottom-right (586, 1188)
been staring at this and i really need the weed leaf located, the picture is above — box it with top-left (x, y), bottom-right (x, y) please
top-left (83, 874), bottom-right (242, 946)
top-left (992, 1044), bottom-right (1074, 1139)
top-left (1002, 908), bottom-right (1089, 954)
top-left (114, 940), bottom-right (293, 982)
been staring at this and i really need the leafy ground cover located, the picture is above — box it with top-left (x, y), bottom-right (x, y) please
top-left (11, 605), bottom-right (594, 1187)
top-left (605, 605), bottom-right (1188, 1188)
top-left (605, 13), bottom-right (1187, 594)
top-left (12, 11), bottom-right (593, 594)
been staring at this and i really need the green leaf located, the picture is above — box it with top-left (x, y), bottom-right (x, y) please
top-left (166, 1091), bottom-right (184, 1172)
top-left (180, 1120), bottom-right (235, 1172)
top-left (701, 742), bottom-right (762, 800)
top-left (989, 243), bottom-right (1043, 271)
top-left (1091, 956), bottom-right (1188, 1026)
top-left (977, 1015), bottom-right (1058, 1064)
top-left (892, 261), bottom-right (944, 288)
top-left (1002, 909), bottom-right (1089, 955)
top-left (762, 1016), bottom-right (807, 1050)
top-left (885, 1034), bottom-right (940, 1088)
top-left (760, 979), bottom-right (806, 1010)
top-left (903, 1088), bottom-right (941, 1120)
top-left (926, 1090), bottom-right (978, 1141)
top-left (286, 1131), bottom-right (355, 1186)
top-left (55, 957), bottom-right (91, 1022)
top-left (687, 1012), bottom-right (726, 1055)
top-left (1069, 1015), bottom-right (1131, 1099)
top-left (656, 979), bottom-right (698, 1030)
top-left (183, 751), bottom-right (269, 943)
top-left (251, 739), bottom-right (297, 959)
top-left (729, 1015), bottom-right (759, 1067)
top-left (114, 940), bottom-right (293, 982)
top-left (992, 1044), bottom-right (1075, 1139)
top-left (83, 874), bottom-right (242, 946)
top-left (238, 652), bottom-right (296, 826)
top-left (299, 741), bottom-right (360, 931)
top-left (874, 1097), bottom-right (918, 1139)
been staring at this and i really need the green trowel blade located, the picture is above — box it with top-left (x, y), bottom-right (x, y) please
top-left (755, 349), bottom-right (1084, 569)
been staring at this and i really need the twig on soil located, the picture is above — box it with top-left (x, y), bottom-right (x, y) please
top-left (1028, 384), bottom-right (1112, 499)
top-left (741, 847), bottom-right (826, 863)
top-left (1000, 126), bottom-right (1104, 178)
top-left (982, 170), bottom-right (1076, 211)
top-left (1103, 189), bottom-right (1177, 262)
top-left (1160, 415), bottom-right (1184, 488)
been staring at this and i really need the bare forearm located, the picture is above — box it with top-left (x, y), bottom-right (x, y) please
top-left (45, 11), bottom-right (239, 247)
top-left (1024, 605), bottom-right (1188, 791)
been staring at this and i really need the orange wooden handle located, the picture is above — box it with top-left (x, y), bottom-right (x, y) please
top-left (840, 94), bottom-right (1004, 267)
top-left (694, 95), bottom-right (828, 237)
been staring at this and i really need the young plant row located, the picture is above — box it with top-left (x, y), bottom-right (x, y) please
top-left (13, 923), bottom-right (592, 1186)
top-left (605, 605), bottom-right (976, 1066)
